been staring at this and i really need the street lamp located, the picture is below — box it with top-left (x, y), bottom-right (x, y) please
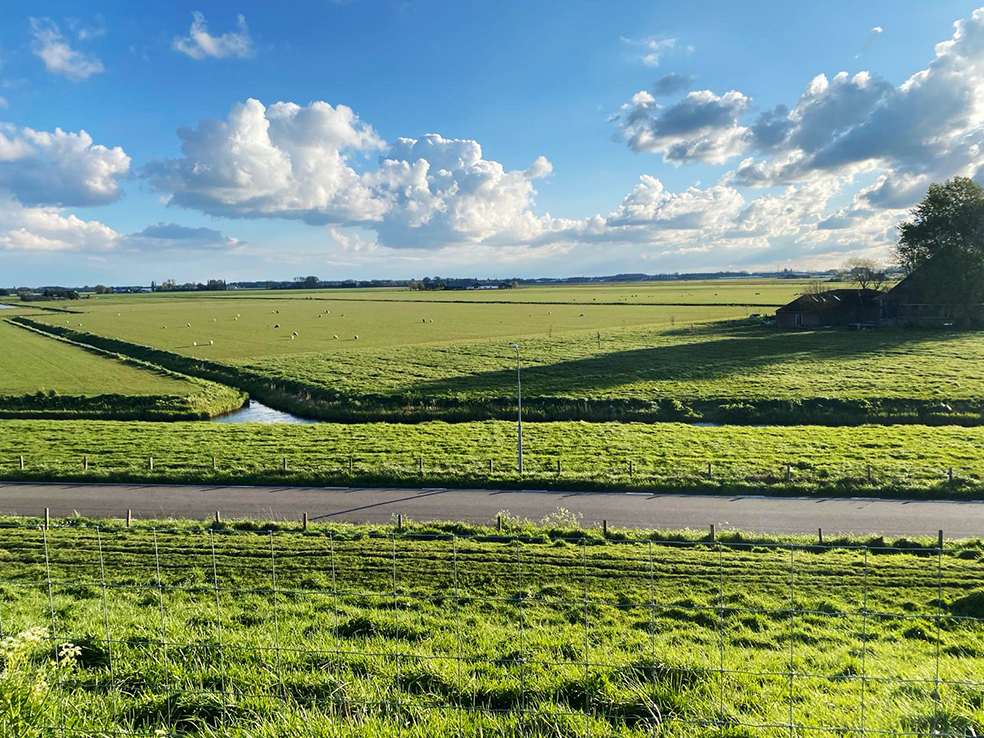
top-left (510, 343), bottom-right (523, 474)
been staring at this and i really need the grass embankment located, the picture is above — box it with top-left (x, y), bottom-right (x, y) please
top-left (20, 316), bottom-right (984, 425)
top-left (1, 419), bottom-right (983, 498)
top-left (0, 522), bottom-right (981, 736)
top-left (0, 321), bottom-right (244, 420)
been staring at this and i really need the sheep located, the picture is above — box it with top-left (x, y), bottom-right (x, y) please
top-left (163, 326), bottom-right (167, 329)
top-left (209, 340), bottom-right (214, 345)
top-left (212, 318), bottom-right (216, 322)
top-left (292, 331), bottom-right (298, 336)
top-left (274, 324), bottom-right (280, 329)
top-left (429, 319), bottom-right (433, 323)
top-left (333, 335), bottom-right (338, 340)
top-left (187, 323), bottom-right (191, 327)
top-left (290, 335), bottom-right (294, 340)
top-left (234, 317), bottom-right (238, 321)
top-left (354, 335), bottom-right (359, 340)
top-left (325, 310), bottom-right (330, 314)
top-left (579, 313), bottom-right (585, 317)
top-left (192, 341), bottom-right (197, 346)
top-left (78, 323), bottom-right (83, 327)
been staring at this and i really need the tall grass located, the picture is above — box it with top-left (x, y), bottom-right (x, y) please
top-left (0, 521), bottom-right (981, 736)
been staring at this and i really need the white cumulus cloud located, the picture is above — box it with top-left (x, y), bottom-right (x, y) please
top-left (144, 99), bottom-right (560, 251)
top-left (173, 12), bottom-right (254, 60)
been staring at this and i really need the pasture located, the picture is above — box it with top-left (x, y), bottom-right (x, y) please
top-left (0, 520), bottom-right (981, 736)
top-left (30, 295), bottom-right (751, 360)
top-left (0, 320), bottom-right (193, 397)
top-left (1, 418), bottom-right (983, 496)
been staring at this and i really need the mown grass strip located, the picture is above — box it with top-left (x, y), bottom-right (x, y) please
top-left (1, 419), bottom-right (983, 498)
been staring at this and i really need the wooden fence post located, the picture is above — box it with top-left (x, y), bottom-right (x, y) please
top-left (602, 519), bottom-right (608, 538)
top-left (19, 455), bottom-right (24, 471)
top-left (948, 467), bottom-right (954, 483)
top-left (349, 456), bottom-right (354, 474)
top-left (282, 457), bottom-right (287, 472)
top-left (215, 510), bottom-right (221, 524)
top-left (419, 457), bottom-right (423, 474)
top-left (628, 461), bottom-right (633, 476)
top-left (44, 508), bottom-right (49, 529)
top-left (126, 509), bottom-right (132, 528)
top-left (489, 459), bottom-right (494, 475)
top-left (302, 512), bottom-right (308, 531)
top-left (785, 464), bottom-right (791, 482)
top-left (707, 461), bottom-right (712, 479)
top-left (212, 456), bottom-right (217, 472)
top-left (867, 464), bottom-right (872, 484)
top-left (557, 459), bottom-right (561, 474)
top-left (709, 524), bottom-right (716, 542)
top-left (938, 530), bottom-right (944, 550)
top-left (497, 515), bottom-right (502, 533)
top-left (83, 455), bottom-right (88, 472)
top-left (149, 456), bottom-right (153, 472)
top-left (397, 514), bottom-right (403, 532)
top-left (818, 528), bottom-right (824, 545)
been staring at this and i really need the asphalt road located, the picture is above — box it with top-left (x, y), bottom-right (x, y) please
top-left (1, 482), bottom-right (982, 536)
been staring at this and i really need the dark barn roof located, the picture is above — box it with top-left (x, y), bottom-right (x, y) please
top-left (776, 288), bottom-right (885, 314)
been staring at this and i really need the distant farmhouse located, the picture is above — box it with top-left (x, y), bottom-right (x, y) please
top-left (775, 289), bottom-right (884, 328)
top-left (775, 267), bottom-right (962, 329)
top-left (879, 273), bottom-right (955, 327)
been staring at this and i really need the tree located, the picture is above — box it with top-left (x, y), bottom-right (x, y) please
top-left (804, 279), bottom-right (827, 295)
top-left (842, 258), bottom-right (887, 291)
top-left (93, 284), bottom-right (109, 295)
top-left (896, 177), bottom-right (984, 324)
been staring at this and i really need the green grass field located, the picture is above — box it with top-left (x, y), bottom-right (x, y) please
top-left (0, 521), bottom-right (981, 736)
top-left (0, 321), bottom-right (245, 420)
top-left (15, 278), bottom-right (976, 425)
top-left (0, 320), bottom-right (193, 397)
top-left (31, 295), bottom-right (749, 360)
top-left (1, 418), bottom-right (981, 496)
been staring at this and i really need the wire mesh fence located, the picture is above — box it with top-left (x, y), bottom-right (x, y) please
top-left (0, 523), bottom-right (982, 736)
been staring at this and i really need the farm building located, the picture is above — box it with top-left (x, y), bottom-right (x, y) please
top-left (776, 289), bottom-right (884, 328)
top-left (879, 272), bottom-right (956, 326)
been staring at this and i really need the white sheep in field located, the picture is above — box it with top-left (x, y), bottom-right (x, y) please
top-left (579, 313), bottom-right (585, 317)
top-left (354, 334), bottom-right (359, 340)
top-left (290, 335), bottom-right (294, 340)
top-left (209, 340), bottom-right (214, 345)
top-left (187, 323), bottom-right (191, 327)
top-left (325, 310), bottom-right (330, 314)
top-left (274, 324), bottom-right (280, 329)
top-left (163, 326), bottom-right (167, 329)
top-left (429, 319), bottom-right (433, 323)
top-left (333, 334), bottom-right (338, 340)
top-left (192, 341), bottom-right (197, 346)
top-left (78, 323), bottom-right (83, 327)
top-left (234, 317), bottom-right (238, 321)
top-left (292, 331), bottom-right (298, 336)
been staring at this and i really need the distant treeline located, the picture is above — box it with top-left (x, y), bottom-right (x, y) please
top-left (13, 268), bottom-right (860, 294)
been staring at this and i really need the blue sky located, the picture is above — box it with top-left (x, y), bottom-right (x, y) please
top-left (0, 1), bottom-right (982, 284)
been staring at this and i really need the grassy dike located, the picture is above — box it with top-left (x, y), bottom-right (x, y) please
top-left (0, 518), bottom-right (981, 736)
top-left (1, 418), bottom-right (983, 498)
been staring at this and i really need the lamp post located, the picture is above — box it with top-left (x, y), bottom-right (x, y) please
top-left (510, 343), bottom-right (522, 474)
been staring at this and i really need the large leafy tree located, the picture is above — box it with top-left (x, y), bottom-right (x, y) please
top-left (896, 177), bottom-right (984, 324)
